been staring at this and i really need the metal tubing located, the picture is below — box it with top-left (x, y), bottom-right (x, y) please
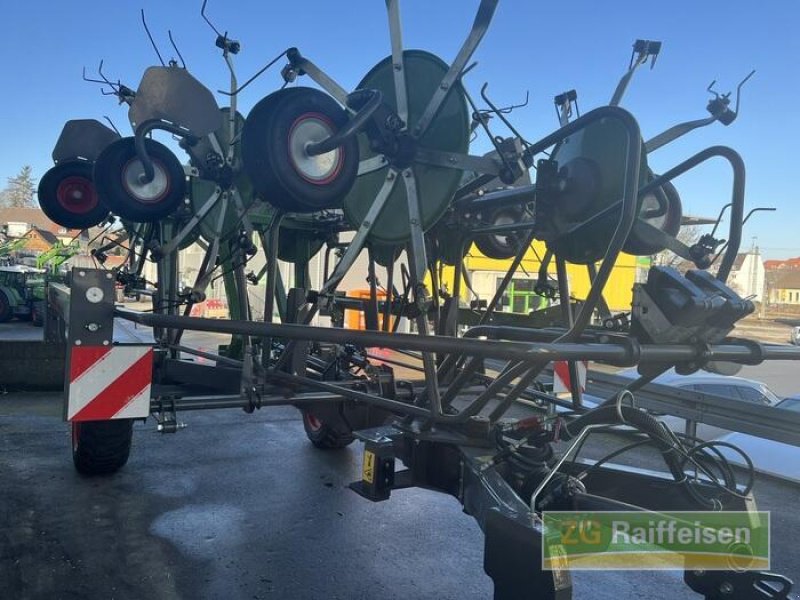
top-left (170, 344), bottom-right (243, 368)
top-left (453, 183), bottom-right (536, 211)
top-left (305, 90), bottom-right (382, 156)
top-left (412, 0), bottom-right (498, 139)
top-left (479, 229), bottom-right (538, 326)
top-left (385, 0), bottom-right (409, 125)
top-left (487, 367), bottom-right (542, 422)
top-left (134, 119), bottom-right (197, 183)
top-left (402, 169), bottom-right (443, 418)
top-left (460, 361), bottom-right (531, 420)
top-left (633, 146), bottom-right (744, 282)
top-left (265, 370), bottom-right (433, 418)
top-left (556, 255), bottom-right (583, 409)
top-left (115, 309), bottom-right (800, 366)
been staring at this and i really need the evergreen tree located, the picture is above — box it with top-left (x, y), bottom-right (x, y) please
top-left (0, 166), bottom-right (37, 208)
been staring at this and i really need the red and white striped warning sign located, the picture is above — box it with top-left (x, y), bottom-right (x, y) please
top-left (553, 360), bottom-right (588, 394)
top-left (67, 345), bottom-right (153, 422)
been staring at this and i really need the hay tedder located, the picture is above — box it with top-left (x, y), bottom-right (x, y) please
top-left (38, 1), bottom-right (800, 598)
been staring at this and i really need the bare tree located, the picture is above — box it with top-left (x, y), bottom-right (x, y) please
top-left (651, 225), bottom-right (701, 271)
top-left (0, 166), bottom-right (37, 208)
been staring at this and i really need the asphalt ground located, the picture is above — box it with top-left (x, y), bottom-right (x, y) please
top-left (1, 391), bottom-right (798, 600)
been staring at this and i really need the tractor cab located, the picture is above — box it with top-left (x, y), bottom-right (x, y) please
top-left (0, 265), bottom-right (47, 324)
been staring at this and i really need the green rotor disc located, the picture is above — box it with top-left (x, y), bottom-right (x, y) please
top-left (548, 117), bottom-right (649, 264)
top-left (343, 50), bottom-right (470, 245)
top-left (191, 108), bottom-right (272, 243)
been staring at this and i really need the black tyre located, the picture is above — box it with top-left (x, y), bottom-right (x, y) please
top-left (38, 161), bottom-right (110, 230)
top-left (624, 179), bottom-right (683, 256)
top-left (242, 87), bottom-right (358, 212)
top-left (301, 409), bottom-right (355, 449)
top-left (93, 137), bottom-right (186, 223)
top-left (0, 292), bottom-right (12, 323)
top-left (71, 419), bottom-right (134, 475)
top-left (31, 301), bottom-right (44, 327)
top-left (474, 204), bottom-right (526, 260)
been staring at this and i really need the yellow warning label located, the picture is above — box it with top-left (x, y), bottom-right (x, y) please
top-left (362, 450), bottom-right (376, 484)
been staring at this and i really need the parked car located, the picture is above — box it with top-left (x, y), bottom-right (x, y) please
top-left (617, 368), bottom-right (781, 407)
top-left (790, 326), bottom-right (800, 345)
top-left (714, 396), bottom-right (800, 484)
top-left (608, 368), bottom-right (782, 440)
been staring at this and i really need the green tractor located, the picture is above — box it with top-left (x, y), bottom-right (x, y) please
top-left (0, 265), bottom-right (47, 326)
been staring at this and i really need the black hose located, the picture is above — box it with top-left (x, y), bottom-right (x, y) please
top-left (561, 405), bottom-right (714, 508)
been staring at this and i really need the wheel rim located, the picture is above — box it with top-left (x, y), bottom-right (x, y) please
top-left (490, 212), bottom-right (516, 250)
top-left (638, 192), bottom-right (668, 229)
top-left (121, 158), bottom-right (171, 204)
top-left (304, 412), bottom-right (323, 432)
top-left (288, 113), bottom-right (344, 185)
top-left (56, 176), bottom-right (98, 215)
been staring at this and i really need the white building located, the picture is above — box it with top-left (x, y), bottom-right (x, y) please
top-left (727, 247), bottom-right (765, 301)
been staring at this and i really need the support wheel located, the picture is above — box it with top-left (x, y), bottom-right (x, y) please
top-left (242, 87), bottom-right (359, 212)
top-left (38, 161), bottom-right (109, 230)
top-left (624, 179), bottom-right (683, 256)
top-left (71, 419), bottom-right (134, 475)
top-left (474, 204), bottom-right (526, 260)
top-left (301, 410), bottom-right (355, 449)
top-left (93, 137), bottom-right (186, 223)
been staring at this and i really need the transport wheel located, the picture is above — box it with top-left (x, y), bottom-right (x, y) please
top-left (71, 419), bottom-right (134, 475)
top-left (623, 178), bottom-right (683, 256)
top-left (0, 292), bottom-right (12, 323)
top-left (38, 161), bottom-right (110, 230)
top-left (473, 204), bottom-right (526, 260)
top-left (242, 87), bottom-right (359, 212)
top-left (93, 137), bottom-right (186, 223)
top-left (301, 410), bottom-right (355, 449)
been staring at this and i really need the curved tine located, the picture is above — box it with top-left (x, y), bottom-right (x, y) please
top-left (201, 0), bottom-right (222, 37)
top-left (734, 69), bottom-right (756, 114)
top-left (385, 0), bottom-right (409, 127)
top-left (168, 30), bottom-right (187, 69)
top-left (140, 9), bottom-right (165, 67)
top-left (217, 49), bottom-right (287, 97)
top-left (103, 116), bottom-right (122, 137)
top-left (412, 0), bottom-right (499, 140)
top-left (709, 202), bottom-right (732, 238)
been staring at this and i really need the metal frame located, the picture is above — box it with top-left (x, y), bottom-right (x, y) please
top-left (43, 2), bottom-right (800, 599)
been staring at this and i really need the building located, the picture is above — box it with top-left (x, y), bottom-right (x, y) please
top-left (767, 270), bottom-right (800, 306)
top-left (438, 240), bottom-right (649, 313)
top-left (726, 248), bottom-right (765, 301)
top-left (0, 207), bottom-right (86, 245)
top-left (764, 257), bottom-right (800, 271)
top-left (20, 226), bottom-right (59, 254)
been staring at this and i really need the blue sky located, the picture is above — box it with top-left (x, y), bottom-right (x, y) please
top-left (1, 0), bottom-right (798, 258)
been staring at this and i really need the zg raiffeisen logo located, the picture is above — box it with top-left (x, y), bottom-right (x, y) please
top-left (542, 511), bottom-right (769, 570)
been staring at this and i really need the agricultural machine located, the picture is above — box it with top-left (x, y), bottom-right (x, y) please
top-left (0, 265), bottom-right (46, 325)
top-left (37, 1), bottom-right (800, 598)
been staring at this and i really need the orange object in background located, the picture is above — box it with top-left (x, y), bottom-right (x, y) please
top-left (345, 289), bottom-right (394, 331)
top-left (189, 298), bottom-right (229, 319)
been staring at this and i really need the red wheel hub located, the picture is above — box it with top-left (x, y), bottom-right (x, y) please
top-left (56, 177), bottom-right (99, 215)
top-left (304, 412), bottom-right (323, 432)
